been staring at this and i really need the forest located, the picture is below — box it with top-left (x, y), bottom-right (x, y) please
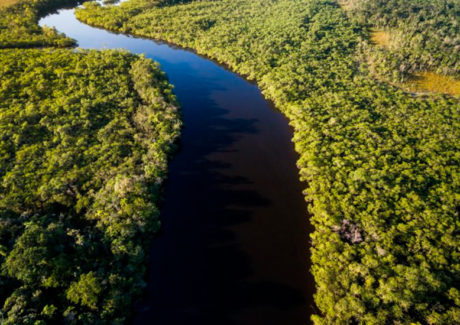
top-left (0, 0), bottom-right (181, 323)
top-left (0, 0), bottom-right (78, 48)
top-left (344, 0), bottom-right (459, 82)
top-left (74, 0), bottom-right (460, 324)
top-left (341, 0), bottom-right (460, 94)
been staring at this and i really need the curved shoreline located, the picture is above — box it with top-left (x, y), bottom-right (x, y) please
top-left (40, 5), bottom-right (314, 325)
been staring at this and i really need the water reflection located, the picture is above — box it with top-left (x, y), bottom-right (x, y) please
top-left (40, 9), bottom-right (314, 325)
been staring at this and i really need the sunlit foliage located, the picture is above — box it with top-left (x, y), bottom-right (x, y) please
top-left (348, 0), bottom-right (460, 87)
top-left (0, 0), bottom-right (77, 48)
top-left (0, 0), bottom-right (181, 323)
top-left (0, 48), bottom-right (181, 323)
top-left (76, 0), bottom-right (460, 323)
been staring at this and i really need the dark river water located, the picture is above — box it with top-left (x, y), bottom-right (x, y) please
top-left (40, 8), bottom-right (313, 325)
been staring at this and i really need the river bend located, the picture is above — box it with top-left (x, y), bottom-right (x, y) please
top-left (40, 7), bottom-right (313, 325)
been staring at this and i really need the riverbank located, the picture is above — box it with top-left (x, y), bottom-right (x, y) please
top-left (0, 0), bottom-right (181, 323)
top-left (75, 0), bottom-right (460, 324)
top-left (41, 5), bottom-right (314, 324)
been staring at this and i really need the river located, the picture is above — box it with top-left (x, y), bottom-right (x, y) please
top-left (40, 7), bottom-right (313, 325)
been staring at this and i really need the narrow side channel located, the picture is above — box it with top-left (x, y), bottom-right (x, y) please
top-left (40, 9), bottom-right (314, 325)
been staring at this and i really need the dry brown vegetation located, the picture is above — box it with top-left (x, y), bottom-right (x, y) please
top-left (0, 0), bottom-right (19, 7)
top-left (366, 30), bottom-right (460, 96)
top-left (370, 29), bottom-right (391, 47)
top-left (404, 72), bottom-right (460, 96)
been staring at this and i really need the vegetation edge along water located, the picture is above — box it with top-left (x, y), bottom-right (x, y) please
top-left (74, 0), bottom-right (460, 324)
top-left (0, 0), bottom-right (181, 323)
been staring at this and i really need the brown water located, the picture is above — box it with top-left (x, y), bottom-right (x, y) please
top-left (40, 8), bottom-right (314, 325)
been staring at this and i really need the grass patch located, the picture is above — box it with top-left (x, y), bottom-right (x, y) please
top-left (370, 28), bottom-right (391, 47)
top-left (404, 72), bottom-right (460, 96)
top-left (0, 0), bottom-right (19, 7)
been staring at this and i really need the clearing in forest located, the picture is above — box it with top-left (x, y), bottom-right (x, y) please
top-left (0, 0), bottom-right (19, 7)
top-left (404, 72), bottom-right (460, 96)
top-left (370, 29), bottom-right (391, 47)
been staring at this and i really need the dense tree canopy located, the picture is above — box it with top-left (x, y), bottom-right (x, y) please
top-left (345, 0), bottom-right (460, 83)
top-left (0, 47), bottom-right (181, 324)
top-left (0, 0), bottom-right (181, 323)
top-left (0, 0), bottom-right (78, 48)
top-left (75, 0), bottom-right (460, 323)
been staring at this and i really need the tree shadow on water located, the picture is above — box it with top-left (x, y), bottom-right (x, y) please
top-left (132, 64), bottom-right (307, 325)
